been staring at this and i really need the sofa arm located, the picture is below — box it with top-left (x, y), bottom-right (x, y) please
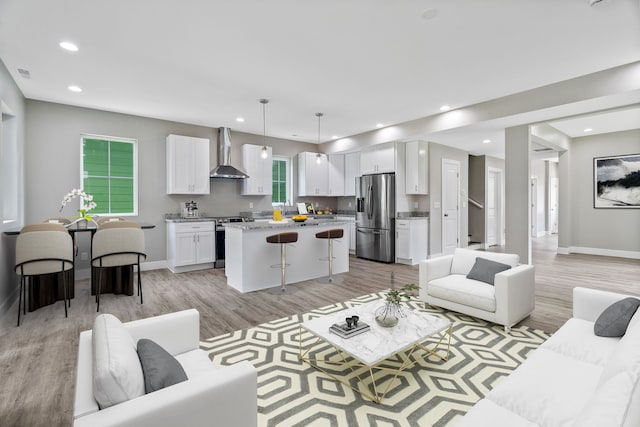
top-left (124, 309), bottom-right (200, 355)
top-left (494, 264), bottom-right (535, 326)
top-left (419, 255), bottom-right (454, 300)
top-left (573, 287), bottom-right (634, 322)
top-left (74, 360), bottom-right (258, 427)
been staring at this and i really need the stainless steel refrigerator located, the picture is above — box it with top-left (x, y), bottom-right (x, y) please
top-left (355, 173), bottom-right (395, 263)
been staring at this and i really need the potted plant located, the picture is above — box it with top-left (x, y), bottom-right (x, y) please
top-left (59, 189), bottom-right (97, 227)
top-left (374, 279), bottom-right (419, 328)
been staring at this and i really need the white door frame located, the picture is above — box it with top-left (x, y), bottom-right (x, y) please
top-left (441, 158), bottom-right (460, 255)
top-left (549, 177), bottom-right (559, 234)
top-left (531, 176), bottom-right (538, 238)
top-left (487, 167), bottom-right (503, 247)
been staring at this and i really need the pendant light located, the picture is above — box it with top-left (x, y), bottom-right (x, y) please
top-left (260, 99), bottom-right (269, 159)
top-left (315, 112), bottom-right (323, 164)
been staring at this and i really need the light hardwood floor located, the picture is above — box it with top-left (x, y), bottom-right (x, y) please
top-left (0, 235), bottom-right (638, 426)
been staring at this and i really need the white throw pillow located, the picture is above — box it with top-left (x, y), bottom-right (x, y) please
top-left (92, 314), bottom-right (145, 409)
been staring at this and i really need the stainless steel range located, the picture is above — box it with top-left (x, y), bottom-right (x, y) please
top-left (214, 216), bottom-right (253, 268)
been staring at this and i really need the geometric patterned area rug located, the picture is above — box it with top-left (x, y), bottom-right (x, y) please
top-left (200, 292), bottom-right (549, 427)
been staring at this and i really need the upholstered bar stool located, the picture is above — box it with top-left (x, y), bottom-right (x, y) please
top-left (266, 232), bottom-right (298, 294)
top-left (315, 228), bottom-right (344, 284)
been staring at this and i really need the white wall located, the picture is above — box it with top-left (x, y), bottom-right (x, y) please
top-left (531, 159), bottom-right (547, 236)
top-left (0, 59), bottom-right (26, 316)
top-left (559, 129), bottom-right (640, 257)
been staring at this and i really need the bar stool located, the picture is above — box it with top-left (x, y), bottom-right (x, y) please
top-left (266, 232), bottom-right (298, 294)
top-left (315, 228), bottom-right (344, 284)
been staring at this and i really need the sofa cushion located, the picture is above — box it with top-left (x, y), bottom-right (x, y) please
top-left (137, 339), bottom-right (188, 394)
top-left (175, 349), bottom-right (217, 379)
top-left (571, 371), bottom-right (636, 427)
top-left (428, 274), bottom-right (496, 312)
top-left (92, 314), bottom-right (145, 409)
top-left (541, 318), bottom-right (620, 366)
top-left (450, 248), bottom-right (519, 276)
top-left (456, 399), bottom-right (540, 427)
top-left (598, 317), bottom-right (640, 386)
top-left (594, 297), bottom-right (640, 337)
top-left (486, 348), bottom-right (602, 427)
top-left (466, 257), bottom-right (512, 285)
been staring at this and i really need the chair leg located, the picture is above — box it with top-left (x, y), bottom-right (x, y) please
top-left (62, 268), bottom-right (68, 318)
top-left (96, 267), bottom-right (102, 312)
top-left (138, 261), bottom-right (143, 305)
top-left (17, 276), bottom-right (24, 327)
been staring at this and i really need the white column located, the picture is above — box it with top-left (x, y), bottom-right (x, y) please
top-left (557, 149), bottom-right (572, 252)
top-left (505, 125), bottom-right (532, 264)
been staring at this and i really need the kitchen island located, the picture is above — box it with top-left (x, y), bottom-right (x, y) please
top-left (224, 218), bottom-right (354, 293)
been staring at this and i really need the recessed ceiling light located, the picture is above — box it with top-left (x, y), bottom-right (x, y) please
top-left (331, 135), bottom-right (339, 140)
top-left (482, 139), bottom-right (491, 144)
top-left (440, 105), bottom-right (451, 111)
top-left (584, 128), bottom-right (593, 132)
top-left (292, 134), bottom-right (298, 137)
top-left (376, 123), bottom-right (384, 128)
top-left (59, 41), bottom-right (78, 52)
top-left (68, 85), bottom-right (82, 92)
top-left (235, 117), bottom-right (245, 122)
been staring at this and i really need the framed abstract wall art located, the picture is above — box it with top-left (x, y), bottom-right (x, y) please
top-left (594, 153), bottom-right (640, 208)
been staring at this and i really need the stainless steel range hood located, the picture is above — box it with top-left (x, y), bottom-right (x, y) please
top-left (210, 127), bottom-right (249, 179)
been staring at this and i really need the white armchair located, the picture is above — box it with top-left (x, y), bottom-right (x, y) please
top-left (73, 309), bottom-right (257, 427)
top-left (419, 248), bottom-right (535, 332)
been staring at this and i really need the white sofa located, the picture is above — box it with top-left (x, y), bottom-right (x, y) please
top-left (457, 287), bottom-right (640, 427)
top-left (419, 248), bottom-right (535, 332)
top-left (73, 309), bottom-right (258, 427)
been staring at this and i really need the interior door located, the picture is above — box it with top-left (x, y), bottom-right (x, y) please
top-left (442, 159), bottom-right (460, 255)
top-left (487, 169), bottom-right (500, 246)
top-left (550, 178), bottom-right (559, 234)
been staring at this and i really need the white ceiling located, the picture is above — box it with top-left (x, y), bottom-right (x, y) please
top-left (0, 0), bottom-right (639, 154)
top-left (549, 106), bottom-right (640, 137)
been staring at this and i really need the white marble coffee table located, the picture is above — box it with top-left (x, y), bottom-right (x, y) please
top-left (299, 300), bottom-right (452, 403)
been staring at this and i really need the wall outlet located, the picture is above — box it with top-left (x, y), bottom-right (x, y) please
top-left (348, 201), bottom-right (352, 208)
top-left (80, 252), bottom-right (88, 261)
top-left (249, 202), bottom-right (254, 209)
top-left (434, 202), bottom-right (441, 209)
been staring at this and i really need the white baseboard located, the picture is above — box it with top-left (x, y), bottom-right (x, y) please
top-left (558, 246), bottom-right (640, 259)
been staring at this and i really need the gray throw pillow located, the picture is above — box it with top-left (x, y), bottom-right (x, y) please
top-left (466, 257), bottom-right (512, 286)
top-left (137, 339), bottom-right (188, 394)
top-left (594, 297), bottom-right (640, 337)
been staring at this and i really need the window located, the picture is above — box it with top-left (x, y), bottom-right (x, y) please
top-left (272, 156), bottom-right (291, 205)
top-left (81, 135), bottom-right (137, 215)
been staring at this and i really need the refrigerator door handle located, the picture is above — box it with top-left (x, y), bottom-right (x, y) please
top-left (367, 185), bottom-right (373, 219)
top-left (357, 228), bottom-right (381, 234)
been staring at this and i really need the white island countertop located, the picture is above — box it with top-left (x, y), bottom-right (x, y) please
top-left (223, 218), bottom-right (355, 231)
top-left (225, 219), bottom-right (353, 293)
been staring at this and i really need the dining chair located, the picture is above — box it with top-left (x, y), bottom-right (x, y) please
top-left (14, 224), bottom-right (74, 326)
top-left (97, 220), bottom-right (140, 230)
top-left (91, 223), bottom-right (146, 312)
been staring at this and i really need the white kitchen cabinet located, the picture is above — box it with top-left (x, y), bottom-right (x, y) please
top-left (166, 134), bottom-right (210, 195)
top-left (298, 152), bottom-right (328, 196)
top-left (395, 219), bottom-right (428, 265)
top-left (344, 152), bottom-right (361, 196)
top-left (241, 144), bottom-right (272, 196)
top-left (167, 221), bottom-right (215, 273)
top-left (361, 142), bottom-right (395, 174)
top-left (405, 141), bottom-right (429, 195)
top-left (337, 216), bottom-right (356, 253)
top-left (327, 154), bottom-right (345, 196)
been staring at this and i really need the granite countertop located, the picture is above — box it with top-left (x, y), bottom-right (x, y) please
top-left (396, 216), bottom-right (430, 221)
top-left (165, 217), bottom-right (219, 223)
top-left (224, 218), bottom-right (355, 231)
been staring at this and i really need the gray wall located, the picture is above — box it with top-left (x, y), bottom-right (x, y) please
top-left (505, 125), bottom-right (532, 264)
top-left (24, 100), bottom-right (328, 269)
top-left (0, 59), bottom-right (26, 316)
top-left (561, 129), bottom-right (640, 253)
top-left (468, 155), bottom-right (485, 243)
top-left (428, 142), bottom-right (469, 256)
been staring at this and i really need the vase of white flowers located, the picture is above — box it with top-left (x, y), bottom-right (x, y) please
top-left (60, 189), bottom-right (97, 227)
top-left (374, 272), bottom-right (419, 328)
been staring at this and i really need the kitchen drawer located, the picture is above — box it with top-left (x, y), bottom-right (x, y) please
top-left (396, 220), bottom-right (409, 230)
top-left (174, 222), bottom-right (215, 233)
